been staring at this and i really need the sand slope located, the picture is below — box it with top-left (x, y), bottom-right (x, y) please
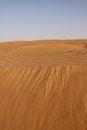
top-left (0, 40), bottom-right (87, 130)
top-left (0, 40), bottom-right (87, 65)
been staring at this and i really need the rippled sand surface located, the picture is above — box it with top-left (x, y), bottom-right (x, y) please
top-left (0, 40), bottom-right (87, 130)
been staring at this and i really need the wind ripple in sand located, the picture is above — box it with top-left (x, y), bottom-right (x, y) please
top-left (0, 40), bottom-right (87, 130)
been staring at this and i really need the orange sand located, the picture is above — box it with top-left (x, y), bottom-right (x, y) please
top-left (0, 40), bottom-right (87, 130)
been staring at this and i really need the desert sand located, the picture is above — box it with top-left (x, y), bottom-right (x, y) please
top-left (0, 40), bottom-right (87, 130)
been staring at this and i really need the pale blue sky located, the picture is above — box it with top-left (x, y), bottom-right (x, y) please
top-left (0, 0), bottom-right (87, 41)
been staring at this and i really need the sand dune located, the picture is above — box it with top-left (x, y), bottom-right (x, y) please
top-left (0, 40), bottom-right (87, 65)
top-left (0, 40), bottom-right (87, 130)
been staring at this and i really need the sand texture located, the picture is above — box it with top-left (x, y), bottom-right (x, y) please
top-left (0, 40), bottom-right (87, 130)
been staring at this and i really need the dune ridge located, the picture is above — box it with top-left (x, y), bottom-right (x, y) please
top-left (0, 40), bottom-right (87, 130)
top-left (0, 40), bottom-right (87, 66)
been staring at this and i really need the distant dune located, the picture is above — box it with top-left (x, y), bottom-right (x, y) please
top-left (0, 40), bottom-right (87, 65)
top-left (0, 40), bottom-right (87, 130)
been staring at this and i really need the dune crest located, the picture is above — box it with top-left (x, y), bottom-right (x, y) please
top-left (0, 40), bottom-right (87, 65)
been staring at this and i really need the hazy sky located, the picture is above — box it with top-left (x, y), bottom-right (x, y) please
top-left (0, 0), bottom-right (87, 41)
